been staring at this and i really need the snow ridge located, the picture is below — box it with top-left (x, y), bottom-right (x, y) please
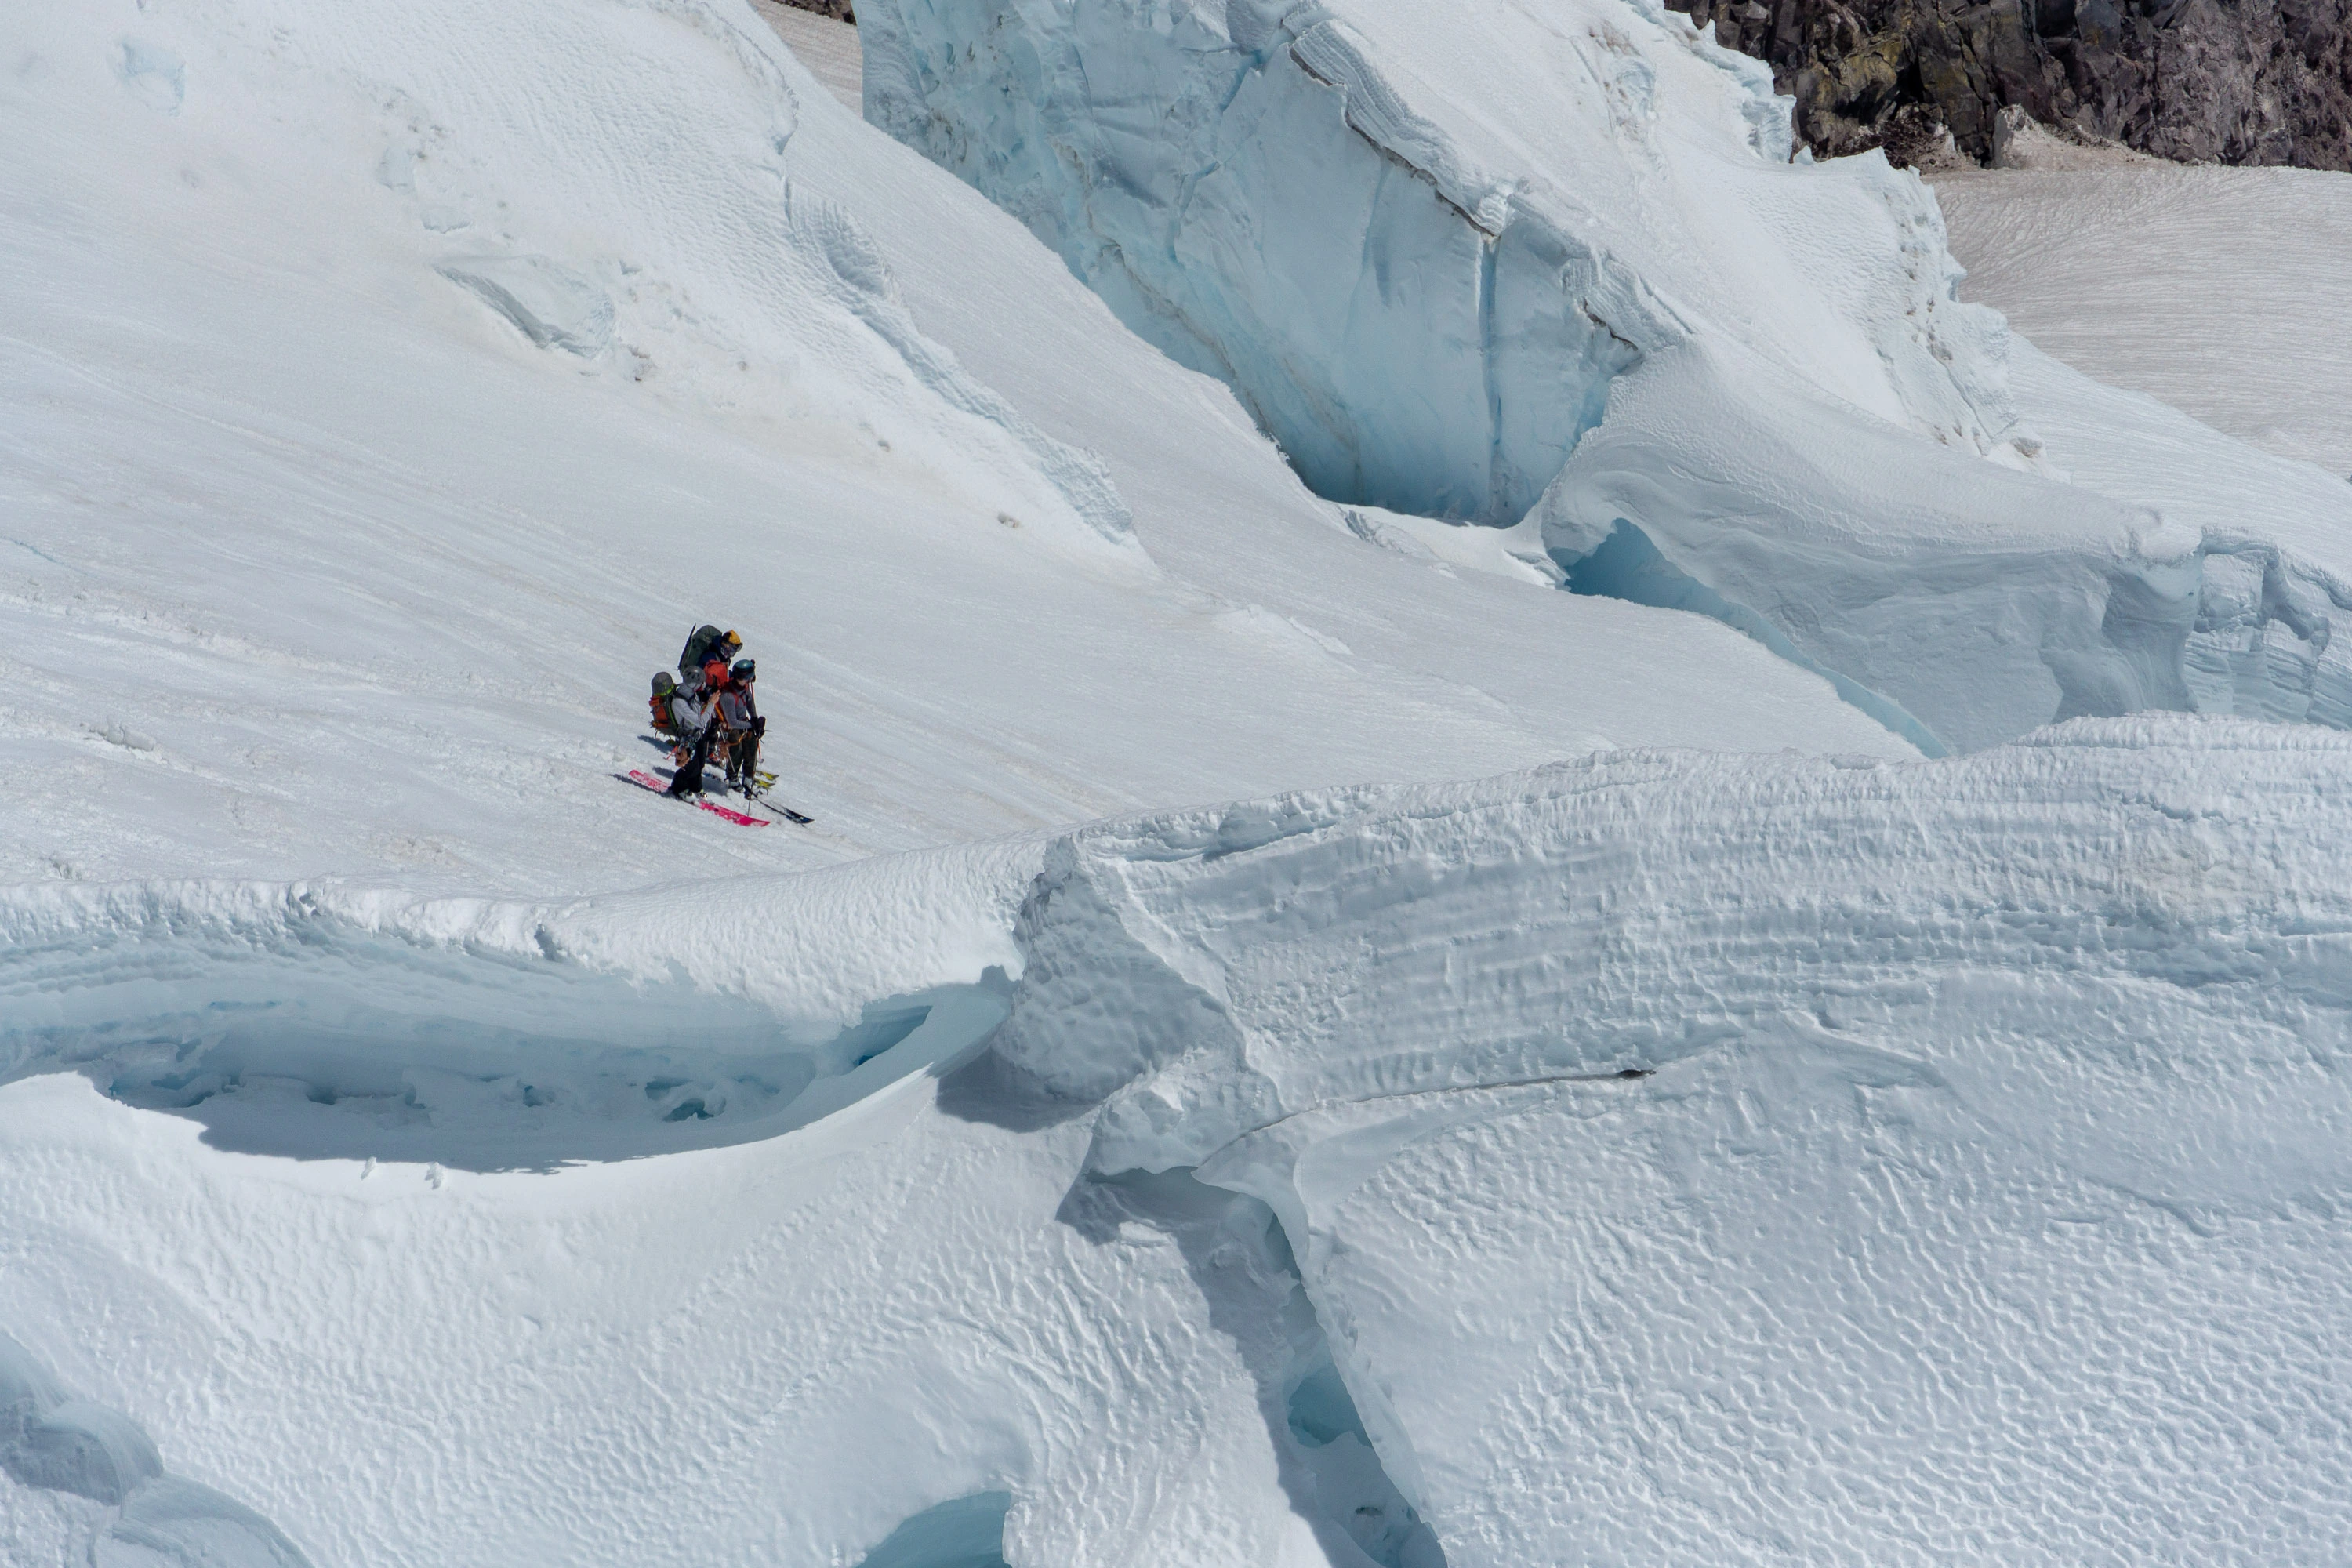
top-left (2, 1333), bottom-right (312, 1567)
top-left (1013, 717), bottom-right (2352, 1563)
top-left (5, 718), bottom-right (2351, 1562)
top-left (981, 717), bottom-right (2352, 1170)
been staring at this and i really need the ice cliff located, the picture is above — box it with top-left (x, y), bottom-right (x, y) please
top-left (865, 0), bottom-right (2352, 753)
top-left (862, 0), bottom-right (2028, 526)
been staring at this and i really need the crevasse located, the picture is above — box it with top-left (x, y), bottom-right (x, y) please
top-left (862, 0), bottom-right (2352, 752)
top-left (860, 0), bottom-right (2022, 524)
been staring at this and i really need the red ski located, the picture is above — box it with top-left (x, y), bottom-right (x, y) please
top-left (622, 770), bottom-right (767, 826)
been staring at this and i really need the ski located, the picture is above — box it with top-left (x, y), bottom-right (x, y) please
top-left (747, 793), bottom-right (814, 825)
top-left (733, 769), bottom-right (813, 822)
top-left (622, 769), bottom-right (768, 827)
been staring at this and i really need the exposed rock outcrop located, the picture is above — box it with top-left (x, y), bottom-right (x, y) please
top-left (1666, 0), bottom-right (2351, 170)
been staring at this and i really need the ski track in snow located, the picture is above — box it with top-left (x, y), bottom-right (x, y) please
top-left (1936, 162), bottom-right (2352, 481)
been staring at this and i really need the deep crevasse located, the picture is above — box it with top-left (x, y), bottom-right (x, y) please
top-left (862, 0), bottom-right (2352, 753)
top-left (859, 0), bottom-right (2026, 524)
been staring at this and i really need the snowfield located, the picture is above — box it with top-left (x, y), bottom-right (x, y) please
top-left (5, 0), bottom-right (2351, 1564)
top-left (1936, 162), bottom-right (2352, 481)
top-left (9, 722), bottom-right (2352, 1566)
top-left (0, 0), bottom-right (1907, 898)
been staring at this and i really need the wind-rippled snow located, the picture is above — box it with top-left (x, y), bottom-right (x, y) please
top-left (1936, 162), bottom-right (2352, 480)
top-left (9, 720), bottom-right (2351, 1566)
top-left (5, 0), bottom-right (2350, 1564)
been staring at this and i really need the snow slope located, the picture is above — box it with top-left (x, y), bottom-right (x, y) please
top-left (866, 0), bottom-right (2352, 754)
top-left (8, 720), bottom-right (2351, 1566)
top-left (0, 0), bottom-right (1906, 898)
top-left (1936, 163), bottom-right (2352, 480)
top-left (7, 0), bottom-right (2352, 1565)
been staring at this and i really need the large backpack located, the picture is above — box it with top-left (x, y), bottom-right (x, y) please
top-left (649, 670), bottom-right (680, 734)
top-left (677, 625), bottom-right (723, 675)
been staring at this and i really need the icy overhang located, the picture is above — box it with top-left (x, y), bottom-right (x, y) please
top-left (862, 0), bottom-right (2352, 753)
top-left (860, 0), bottom-right (2027, 522)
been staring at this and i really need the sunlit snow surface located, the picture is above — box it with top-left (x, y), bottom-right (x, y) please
top-left (9, 722), bottom-right (2352, 1566)
top-left (1936, 163), bottom-right (2352, 480)
top-left (0, 0), bottom-right (1907, 895)
top-left (5, 0), bottom-right (2352, 1565)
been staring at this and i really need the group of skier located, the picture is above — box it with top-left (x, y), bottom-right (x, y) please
top-left (651, 624), bottom-right (765, 800)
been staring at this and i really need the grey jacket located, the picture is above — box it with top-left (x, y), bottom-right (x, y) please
top-left (669, 684), bottom-right (720, 741)
top-left (718, 684), bottom-right (758, 732)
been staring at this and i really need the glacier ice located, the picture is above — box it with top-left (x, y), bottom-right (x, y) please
top-left (862, 0), bottom-right (2024, 525)
top-left (866, 0), bottom-right (2352, 751)
top-left (853, 1493), bottom-right (1012, 1568)
top-left (2, 1338), bottom-right (162, 1507)
top-left (1540, 339), bottom-right (2352, 753)
top-left (8, 717), bottom-right (2350, 1564)
top-left (8, 0), bottom-right (2352, 1561)
top-left (0, 880), bottom-right (1011, 1168)
top-left (1054, 1168), bottom-right (1448, 1568)
top-left (2, 1334), bottom-right (312, 1568)
top-left (0, 0), bottom-right (1932, 904)
top-left (1039, 717), bottom-right (2352, 1562)
top-left (434, 255), bottom-right (615, 357)
top-left (113, 41), bottom-right (184, 116)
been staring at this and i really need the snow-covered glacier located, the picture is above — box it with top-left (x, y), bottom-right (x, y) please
top-left (8, 0), bottom-right (2352, 1563)
top-left (8, 719), bottom-right (2350, 1565)
top-left (865, 0), bottom-right (2352, 753)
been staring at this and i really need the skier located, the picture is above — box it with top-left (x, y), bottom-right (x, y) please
top-left (718, 659), bottom-right (764, 794)
top-left (677, 625), bottom-right (743, 679)
top-left (665, 662), bottom-right (725, 797)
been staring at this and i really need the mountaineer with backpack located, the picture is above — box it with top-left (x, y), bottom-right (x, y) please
top-left (718, 659), bottom-right (764, 795)
top-left (649, 670), bottom-right (681, 736)
top-left (632, 625), bottom-right (811, 822)
top-left (664, 659), bottom-right (728, 797)
top-left (677, 625), bottom-right (743, 679)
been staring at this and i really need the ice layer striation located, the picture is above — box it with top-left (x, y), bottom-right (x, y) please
top-left (866, 0), bottom-right (2352, 753)
top-left (862, 0), bottom-right (2024, 525)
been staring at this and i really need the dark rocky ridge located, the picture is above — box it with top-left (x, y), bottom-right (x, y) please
top-left (1665, 0), bottom-right (2350, 169)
